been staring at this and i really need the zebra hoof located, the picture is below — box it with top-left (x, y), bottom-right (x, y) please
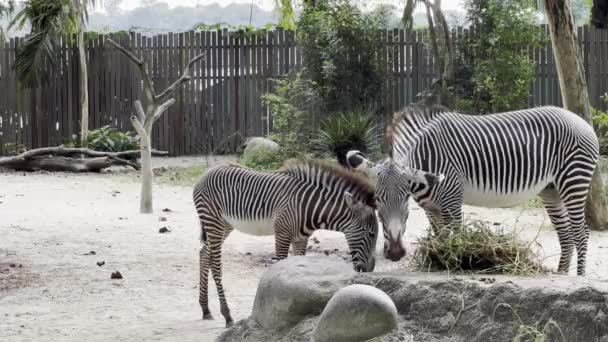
top-left (202, 312), bottom-right (214, 320)
top-left (225, 319), bottom-right (234, 328)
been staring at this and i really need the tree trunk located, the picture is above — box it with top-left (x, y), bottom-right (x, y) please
top-left (544, 0), bottom-right (608, 231)
top-left (139, 129), bottom-right (153, 214)
top-left (432, 0), bottom-right (454, 107)
top-left (78, 27), bottom-right (89, 145)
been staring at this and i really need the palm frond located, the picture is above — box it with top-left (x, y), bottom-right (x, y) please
top-left (0, 0), bottom-right (16, 41)
top-left (10, 0), bottom-right (74, 86)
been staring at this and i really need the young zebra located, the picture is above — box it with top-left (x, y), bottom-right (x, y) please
top-left (193, 158), bottom-right (379, 327)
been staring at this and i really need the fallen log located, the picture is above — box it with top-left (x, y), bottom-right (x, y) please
top-left (0, 146), bottom-right (169, 172)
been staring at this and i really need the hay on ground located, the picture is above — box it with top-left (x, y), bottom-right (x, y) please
top-left (411, 220), bottom-right (546, 275)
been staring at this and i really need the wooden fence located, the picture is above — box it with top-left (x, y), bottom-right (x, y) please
top-left (0, 25), bottom-right (607, 156)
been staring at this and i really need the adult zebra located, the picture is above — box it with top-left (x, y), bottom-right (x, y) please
top-left (347, 105), bottom-right (599, 276)
top-left (193, 158), bottom-right (379, 327)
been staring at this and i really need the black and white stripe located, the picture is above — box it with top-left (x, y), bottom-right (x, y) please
top-left (193, 158), bottom-right (378, 327)
top-left (348, 105), bottom-right (599, 276)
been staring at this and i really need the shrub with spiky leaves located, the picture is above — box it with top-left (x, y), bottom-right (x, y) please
top-left (315, 109), bottom-right (380, 167)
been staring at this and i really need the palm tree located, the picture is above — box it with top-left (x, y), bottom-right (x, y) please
top-left (10, 0), bottom-right (96, 145)
top-left (0, 0), bottom-right (15, 41)
top-left (541, 0), bottom-right (608, 230)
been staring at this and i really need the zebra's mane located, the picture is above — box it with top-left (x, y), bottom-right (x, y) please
top-left (386, 104), bottom-right (452, 158)
top-left (279, 158), bottom-right (376, 208)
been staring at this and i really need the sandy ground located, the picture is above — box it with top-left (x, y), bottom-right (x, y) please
top-left (1, 156), bottom-right (608, 342)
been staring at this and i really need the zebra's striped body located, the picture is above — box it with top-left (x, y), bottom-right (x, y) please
top-left (193, 159), bottom-right (378, 326)
top-left (348, 105), bottom-right (599, 276)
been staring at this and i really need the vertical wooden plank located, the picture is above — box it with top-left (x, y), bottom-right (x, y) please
top-left (598, 29), bottom-right (608, 110)
top-left (167, 32), bottom-right (175, 155)
top-left (210, 30), bottom-right (219, 152)
top-left (540, 25), bottom-right (547, 106)
top-left (590, 26), bottom-right (598, 110)
top-left (254, 32), bottom-right (262, 136)
top-left (223, 28), bottom-right (231, 153)
top-left (242, 31), bottom-right (250, 145)
top-left (262, 30), bottom-right (271, 135)
top-left (187, 30), bottom-right (195, 155)
top-left (202, 31), bottom-right (210, 154)
top-left (1, 40), bottom-right (5, 153)
top-left (205, 30), bottom-right (212, 152)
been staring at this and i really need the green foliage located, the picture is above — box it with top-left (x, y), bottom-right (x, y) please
top-left (192, 22), bottom-right (277, 38)
top-left (455, 0), bottom-right (544, 114)
top-left (240, 147), bottom-right (286, 171)
top-left (297, 0), bottom-right (390, 113)
top-left (65, 126), bottom-right (139, 152)
top-left (315, 109), bottom-right (380, 165)
top-left (262, 71), bottom-right (321, 157)
top-left (592, 94), bottom-right (608, 156)
top-left (412, 220), bottom-right (546, 275)
top-left (274, 0), bottom-right (296, 30)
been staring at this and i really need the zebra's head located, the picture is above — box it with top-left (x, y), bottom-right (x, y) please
top-left (342, 192), bottom-right (378, 272)
top-left (346, 150), bottom-right (444, 262)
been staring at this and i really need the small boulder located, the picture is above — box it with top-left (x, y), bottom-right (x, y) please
top-left (252, 255), bottom-right (354, 330)
top-left (240, 137), bottom-right (279, 156)
top-left (312, 284), bottom-right (398, 342)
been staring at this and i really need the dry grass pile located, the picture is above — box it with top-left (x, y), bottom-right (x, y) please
top-left (412, 220), bottom-right (546, 275)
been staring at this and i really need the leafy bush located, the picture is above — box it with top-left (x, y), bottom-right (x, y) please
top-left (315, 109), bottom-right (380, 166)
top-left (592, 106), bottom-right (608, 156)
top-left (262, 71), bottom-right (321, 157)
top-left (455, 0), bottom-right (544, 114)
top-left (297, 0), bottom-right (390, 113)
top-left (240, 146), bottom-right (286, 171)
top-left (65, 126), bottom-right (139, 152)
top-left (412, 220), bottom-right (546, 275)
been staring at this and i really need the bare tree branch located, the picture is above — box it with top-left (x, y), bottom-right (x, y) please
top-left (134, 100), bottom-right (145, 125)
top-left (130, 115), bottom-right (147, 137)
top-left (155, 52), bottom-right (205, 101)
top-left (106, 38), bottom-right (156, 104)
top-left (151, 98), bottom-right (176, 125)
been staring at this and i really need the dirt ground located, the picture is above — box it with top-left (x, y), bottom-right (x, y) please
top-left (1, 156), bottom-right (608, 342)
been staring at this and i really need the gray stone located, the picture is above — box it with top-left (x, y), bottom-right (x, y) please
top-left (219, 271), bottom-right (608, 342)
top-left (239, 137), bottom-right (279, 156)
top-left (252, 255), bottom-right (355, 330)
top-left (313, 284), bottom-right (398, 342)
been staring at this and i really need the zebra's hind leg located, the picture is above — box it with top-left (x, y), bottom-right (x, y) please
top-left (199, 243), bottom-right (213, 320)
top-left (291, 237), bottom-right (308, 256)
top-left (540, 185), bottom-right (574, 274)
top-left (559, 187), bottom-right (591, 276)
top-left (209, 228), bottom-right (235, 327)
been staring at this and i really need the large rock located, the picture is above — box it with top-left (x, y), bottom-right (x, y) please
top-left (219, 268), bottom-right (608, 342)
top-left (313, 284), bottom-right (398, 342)
top-left (239, 137), bottom-right (279, 156)
top-left (252, 255), bottom-right (355, 330)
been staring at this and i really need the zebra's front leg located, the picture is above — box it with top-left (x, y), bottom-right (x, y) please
top-left (291, 237), bottom-right (308, 256)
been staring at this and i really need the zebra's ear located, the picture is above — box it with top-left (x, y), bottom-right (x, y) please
top-left (346, 150), bottom-right (378, 179)
top-left (397, 165), bottom-right (445, 187)
top-left (424, 173), bottom-right (445, 188)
